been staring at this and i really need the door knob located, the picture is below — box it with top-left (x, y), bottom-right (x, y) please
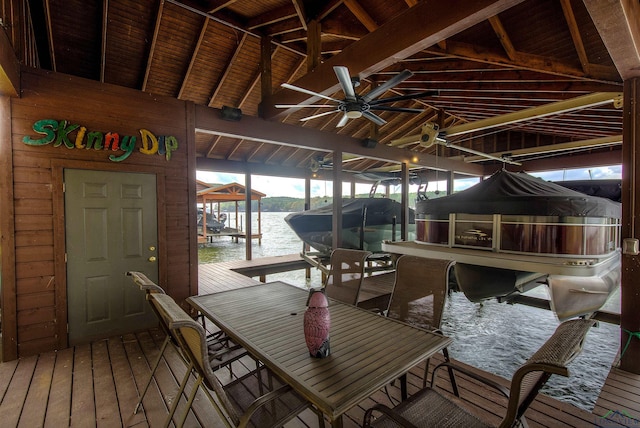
top-left (148, 256), bottom-right (157, 262)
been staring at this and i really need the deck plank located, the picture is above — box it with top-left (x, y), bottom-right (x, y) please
top-left (19, 351), bottom-right (56, 427)
top-left (44, 347), bottom-right (74, 428)
top-left (108, 334), bottom-right (147, 428)
top-left (0, 358), bottom-right (18, 404)
top-left (70, 344), bottom-right (96, 427)
top-left (0, 355), bottom-right (36, 427)
top-left (594, 366), bottom-right (640, 426)
top-left (92, 339), bottom-right (122, 427)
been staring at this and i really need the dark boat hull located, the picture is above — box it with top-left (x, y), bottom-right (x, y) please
top-left (285, 198), bottom-right (414, 254)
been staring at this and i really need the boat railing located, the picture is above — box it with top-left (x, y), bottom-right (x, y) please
top-left (416, 213), bottom-right (620, 258)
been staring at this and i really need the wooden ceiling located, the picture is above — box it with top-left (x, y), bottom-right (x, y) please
top-left (18, 0), bottom-right (640, 177)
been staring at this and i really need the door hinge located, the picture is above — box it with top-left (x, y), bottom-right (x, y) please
top-left (62, 182), bottom-right (66, 193)
top-left (64, 253), bottom-right (67, 263)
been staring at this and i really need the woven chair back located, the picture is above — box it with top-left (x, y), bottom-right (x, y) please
top-left (387, 256), bottom-right (454, 331)
top-left (500, 318), bottom-right (597, 428)
top-left (324, 248), bottom-right (372, 305)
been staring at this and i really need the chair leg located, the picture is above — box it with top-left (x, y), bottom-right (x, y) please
top-left (163, 363), bottom-right (193, 428)
top-left (442, 347), bottom-right (460, 397)
top-left (422, 357), bottom-right (431, 389)
top-left (400, 373), bottom-right (408, 401)
top-left (177, 376), bottom-right (204, 428)
top-left (134, 334), bottom-right (171, 414)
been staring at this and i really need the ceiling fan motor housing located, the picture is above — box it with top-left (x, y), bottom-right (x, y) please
top-left (419, 122), bottom-right (440, 147)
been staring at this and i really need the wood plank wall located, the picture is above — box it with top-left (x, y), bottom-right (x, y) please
top-left (4, 66), bottom-right (197, 359)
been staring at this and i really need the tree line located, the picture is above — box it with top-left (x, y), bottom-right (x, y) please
top-left (214, 192), bottom-right (439, 212)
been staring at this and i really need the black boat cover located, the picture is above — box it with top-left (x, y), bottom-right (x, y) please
top-left (286, 197), bottom-right (414, 231)
top-left (416, 170), bottom-right (621, 218)
top-left (554, 179), bottom-right (622, 202)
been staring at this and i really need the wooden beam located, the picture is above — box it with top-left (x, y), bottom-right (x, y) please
top-left (207, 0), bottom-right (237, 14)
top-left (488, 16), bottom-right (516, 61)
top-left (307, 20), bottom-right (321, 71)
top-left (179, 18), bottom-right (209, 99)
top-left (291, 0), bottom-right (308, 31)
top-left (424, 40), bottom-right (620, 82)
top-left (583, 0), bottom-right (640, 80)
top-left (195, 105), bottom-right (484, 175)
top-left (332, 150), bottom-right (343, 249)
top-left (142, 0), bottom-right (165, 92)
top-left (0, 26), bottom-right (19, 96)
top-left (208, 32), bottom-right (248, 107)
top-left (100, 0), bottom-right (109, 82)
top-left (486, 147), bottom-right (622, 174)
top-left (343, 0), bottom-right (378, 32)
top-left (620, 77), bottom-right (640, 373)
top-left (560, 0), bottom-right (590, 75)
top-left (44, 0), bottom-right (56, 72)
top-left (0, 94), bottom-right (17, 360)
top-left (246, 3), bottom-right (298, 30)
top-left (260, 41), bottom-right (276, 104)
top-left (458, 135), bottom-right (622, 163)
top-left (261, 0), bottom-right (525, 119)
top-left (390, 92), bottom-right (622, 146)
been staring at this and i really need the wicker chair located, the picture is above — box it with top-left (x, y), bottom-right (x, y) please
top-left (385, 256), bottom-right (457, 399)
top-left (126, 271), bottom-right (246, 415)
top-left (323, 248), bottom-right (372, 305)
top-left (150, 293), bottom-right (313, 428)
top-left (363, 318), bottom-right (597, 428)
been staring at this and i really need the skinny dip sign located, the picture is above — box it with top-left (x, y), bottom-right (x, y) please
top-left (22, 119), bottom-right (179, 162)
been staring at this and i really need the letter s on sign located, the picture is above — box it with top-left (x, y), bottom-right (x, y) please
top-left (23, 119), bottom-right (59, 145)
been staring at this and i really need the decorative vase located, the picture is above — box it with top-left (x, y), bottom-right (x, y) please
top-left (303, 288), bottom-right (331, 358)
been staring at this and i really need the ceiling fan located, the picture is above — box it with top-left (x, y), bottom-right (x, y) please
top-left (276, 66), bottom-right (436, 127)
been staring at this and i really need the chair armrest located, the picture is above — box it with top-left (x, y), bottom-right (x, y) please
top-left (237, 384), bottom-right (298, 428)
top-left (363, 403), bottom-right (420, 428)
top-left (431, 361), bottom-right (510, 399)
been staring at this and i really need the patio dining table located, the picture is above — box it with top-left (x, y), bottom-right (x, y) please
top-left (187, 281), bottom-right (452, 427)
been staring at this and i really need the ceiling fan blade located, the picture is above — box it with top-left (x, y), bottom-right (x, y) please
top-left (362, 69), bottom-right (414, 103)
top-left (333, 66), bottom-right (357, 101)
top-left (281, 83), bottom-right (341, 103)
top-left (336, 113), bottom-right (349, 127)
top-left (368, 90), bottom-right (439, 105)
top-left (362, 111), bottom-right (387, 126)
top-left (300, 110), bottom-right (340, 122)
top-left (276, 104), bottom-right (336, 108)
top-left (370, 105), bottom-right (424, 113)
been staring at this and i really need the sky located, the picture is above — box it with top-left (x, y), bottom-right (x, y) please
top-left (196, 165), bottom-right (622, 199)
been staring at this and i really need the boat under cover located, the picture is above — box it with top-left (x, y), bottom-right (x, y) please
top-left (285, 197), bottom-right (414, 254)
top-left (383, 170), bottom-right (621, 321)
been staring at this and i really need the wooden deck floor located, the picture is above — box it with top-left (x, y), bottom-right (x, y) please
top-left (0, 257), bottom-right (637, 427)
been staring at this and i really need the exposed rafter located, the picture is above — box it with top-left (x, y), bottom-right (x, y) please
top-left (583, 0), bottom-right (640, 80)
top-left (261, 0), bottom-right (526, 119)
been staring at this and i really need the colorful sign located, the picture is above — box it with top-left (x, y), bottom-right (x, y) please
top-left (22, 119), bottom-right (179, 162)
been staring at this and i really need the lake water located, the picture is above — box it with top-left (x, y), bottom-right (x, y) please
top-left (199, 211), bottom-right (620, 411)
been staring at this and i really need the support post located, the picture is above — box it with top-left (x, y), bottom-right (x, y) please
top-left (332, 151), bottom-right (343, 250)
top-left (401, 162), bottom-right (410, 241)
top-left (245, 173), bottom-right (252, 260)
top-left (620, 77), bottom-right (640, 373)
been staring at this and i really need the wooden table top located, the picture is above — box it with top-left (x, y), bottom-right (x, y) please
top-left (187, 281), bottom-right (452, 425)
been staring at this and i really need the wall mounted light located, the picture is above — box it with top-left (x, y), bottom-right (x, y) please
top-left (221, 105), bottom-right (242, 121)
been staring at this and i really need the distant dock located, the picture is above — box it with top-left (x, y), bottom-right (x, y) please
top-left (198, 227), bottom-right (263, 244)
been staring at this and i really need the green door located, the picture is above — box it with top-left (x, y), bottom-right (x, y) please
top-left (65, 169), bottom-right (159, 344)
